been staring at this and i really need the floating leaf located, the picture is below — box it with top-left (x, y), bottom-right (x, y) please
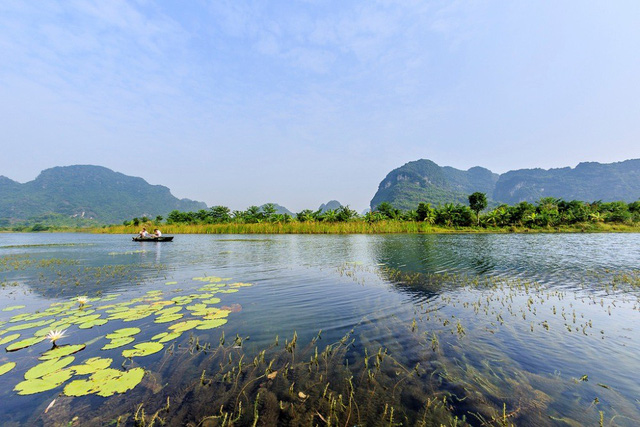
top-left (158, 332), bottom-right (182, 343)
top-left (151, 332), bottom-right (167, 341)
top-left (25, 356), bottom-right (75, 380)
top-left (0, 362), bottom-right (16, 376)
top-left (165, 281), bottom-right (178, 285)
top-left (218, 289), bottom-right (239, 294)
top-left (15, 369), bottom-right (73, 395)
top-left (2, 305), bottom-right (25, 312)
top-left (64, 367), bottom-right (144, 397)
top-left (78, 318), bottom-right (108, 329)
top-left (122, 342), bottom-right (163, 358)
top-left (0, 333), bottom-right (21, 345)
top-left (154, 313), bottom-right (183, 323)
top-left (196, 319), bottom-right (228, 330)
top-left (106, 328), bottom-right (141, 339)
top-left (71, 357), bottom-right (113, 375)
top-left (6, 336), bottom-right (46, 352)
top-left (201, 298), bottom-right (221, 305)
top-left (6, 319), bottom-right (55, 332)
top-left (39, 344), bottom-right (86, 360)
top-left (168, 320), bottom-right (201, 333)
top-left (102, 337), bottom-right (135, 350)
top-left (156, 306), bottom-right (182, 316)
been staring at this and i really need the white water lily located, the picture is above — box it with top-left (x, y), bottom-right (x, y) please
top-left (45, 329), bottom-right (67, 345)
top-left (77, 296), bottom-right (88, 306)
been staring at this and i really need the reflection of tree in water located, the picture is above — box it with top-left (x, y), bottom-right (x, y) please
top-left (371, 235), bottom-right (499, 301)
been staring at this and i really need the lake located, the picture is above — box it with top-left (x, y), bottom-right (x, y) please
top-left (0, 233), bottom-right (638, 426)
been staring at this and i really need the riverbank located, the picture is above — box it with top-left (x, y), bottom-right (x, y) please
top-left (91, 221), bottom-right (640, 234)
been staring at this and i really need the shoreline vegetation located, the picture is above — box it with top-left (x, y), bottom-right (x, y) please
top-left (102, 195), bottom-right (640, 234)
top-left (96, 221), bottom-right (640, 234)
top-left (4, 194), bottom-right (640, 234)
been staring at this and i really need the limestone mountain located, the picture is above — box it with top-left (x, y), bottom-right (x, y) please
top-left (371, 158), bottom-right (640, 210)
top-left (493, 159), bottom-right (640, 204)
top-left (0, 165), bottom-right (207, 225)
top-left (318, 200), bottom-right (343, 212)
top-left (370, 160), bottom-right (498, 210)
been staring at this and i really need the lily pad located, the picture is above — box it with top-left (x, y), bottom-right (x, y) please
top-left (2, 305), bottom-right (25, 312)
top-left (5, 319), bottom-right (55, 332)
top-left (201, 298), bottom-right (222, 305)
top-left (25, 356), bottom-right (75, 380)
top-left (64, 367), bottom-right (144, 397)
top-left (154, 313), bottom-right (184, 323)
top-left (0, 362), bottom-right (16, 376)
top-left (156, 306), bottom-right (182, 316)
top-left (6, 336), bottom-right (46, 352)
top-left (102, 337), bottom-right (135, 350)
top-left (71, 357), bottom-right (113, 375)
top-left (168, 320), bottom-right (201, 333)
top-left (122, 342), bottom-right (163, 358)
top-left (14, 369), bottom-right (73, 395)
top-left (196, 319), bottom-right (228, 330)
top-left (158, 332), bottom-right (182, 343)
top-left (165, 281), bottom-right (178, 285)
top-left (106, 328), bottom-right (141, 339)
top-left (0, 333), bottom-right (21, 345)
top-left (78, 318), bottom-right (108, 329)
top-left (39, 344), bottom-right (86, 360)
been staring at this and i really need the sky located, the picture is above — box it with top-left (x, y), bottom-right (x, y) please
top-left (1, 1), bottom-right (639, 213)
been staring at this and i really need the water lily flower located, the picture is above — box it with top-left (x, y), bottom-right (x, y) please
top-left (46, 329), bottom-right (67, 346)
top-left (77, 296), bottom-right (88, 307)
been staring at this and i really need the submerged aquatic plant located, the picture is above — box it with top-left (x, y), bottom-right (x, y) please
top-left (45, 329), bottom-right (66, 347)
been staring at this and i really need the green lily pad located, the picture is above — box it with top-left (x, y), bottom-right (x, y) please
top-left (156, 306), bottom-right (182, 316)
top-left (106, 328), bottom-right (141, 339)
top-left (2, 305), bottom-right (25, 312)
top-left (101, 336), bottom-right (135, 350)
top-left (196, 319), bottom-right (228, 330)
top-left (165, 281), bottom-right (178, 285)
top-left (39, 344), bottom-right (86, 360)
top-left (5, 319), bottom-right (54, 332)
top-left (168, 320), bottom-right (201, 333)
top-left (0, 333), bottom-right (21, 345)
top-left (64, 367), bottom-right (144, 397)
top-left (154, 313), bottom-right (184, 323)
top-left (14, 369), bottom-right (73, 395)
top-left (158, 332), bottom-right (182, 343)
top-left (201, 298), bottom-right (222, 305)
top-left (122, 342), bottom-right (163, 358)
top-left (78, 318), bottom-right (108, 329)
top-left (71, 357), bottom-right (113, 375)
top-left (25, 356), bottom-right (75, 380)
top-left (6, 336), bottom-right (46, 352)
top-left (0, 362), bottom-right (16, 376)
top-left (218, 289), bottom-right (239, 294)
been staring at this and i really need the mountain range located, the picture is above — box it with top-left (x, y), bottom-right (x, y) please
top-left (0, 165), bottom-right (206, 225)
top-left (371, 159), bottom-right (640, 210)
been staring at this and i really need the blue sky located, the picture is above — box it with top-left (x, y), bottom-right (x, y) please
top-left (1, 1), bottom-right (639, 212)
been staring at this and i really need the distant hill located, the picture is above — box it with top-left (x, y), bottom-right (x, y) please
top-left (318, 200), bottom-right (343, 212)
top-left (370, 160), bottom-right (498, 210)
top-left (260, 203), bottom-right (294, 215)
top-left (0, 165), bottom-right (207, 225)
top-left (494, 160), bottom-right (640, 204)
top-left (371, 159), bottom-right (640, 210)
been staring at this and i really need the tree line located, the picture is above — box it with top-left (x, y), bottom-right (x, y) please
top-left (124, 194), bottom-right (640, 228)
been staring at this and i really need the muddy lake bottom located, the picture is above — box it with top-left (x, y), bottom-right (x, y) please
top-left (0, 233), bottom-right (638, 426)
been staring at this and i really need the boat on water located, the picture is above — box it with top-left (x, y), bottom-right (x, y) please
top-left (132, 236), bottom-right (174, 242)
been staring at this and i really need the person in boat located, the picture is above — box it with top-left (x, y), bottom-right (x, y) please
top-left (139, 227), bottom-right (150, 238)
top-left (154, 228), bottom-right (162, 237)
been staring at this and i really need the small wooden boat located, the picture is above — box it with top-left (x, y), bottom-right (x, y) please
top-left (132, 236), bottom-right (174, 242)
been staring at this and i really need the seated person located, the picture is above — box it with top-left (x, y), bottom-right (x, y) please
top-left (139, 227), bottom-right (149, 238)
top-left (154, 228), bottom-right (162, 237)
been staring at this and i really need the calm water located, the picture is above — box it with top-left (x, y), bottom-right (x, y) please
top-left (0, 233), bottom-right (638, 426)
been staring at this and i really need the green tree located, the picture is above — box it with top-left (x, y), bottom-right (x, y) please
top-left (468, 192), bottom-right (487, 226)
